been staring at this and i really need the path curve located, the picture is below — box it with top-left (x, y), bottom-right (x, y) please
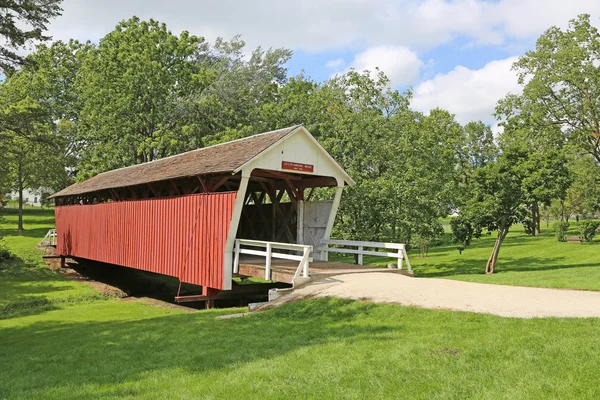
top-left (284, 273), bottom-right (600, 318)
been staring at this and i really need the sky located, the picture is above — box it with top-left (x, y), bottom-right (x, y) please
top-left (46, 0), bottom-right (600, 127)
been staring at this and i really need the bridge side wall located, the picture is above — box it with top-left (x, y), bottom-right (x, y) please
top-left (55, 192), bottom-right (237, 290)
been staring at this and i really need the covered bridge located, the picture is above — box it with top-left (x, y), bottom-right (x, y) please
top-left (50, 125), bottom-right (410, 302)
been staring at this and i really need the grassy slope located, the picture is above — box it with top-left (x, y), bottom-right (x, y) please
top-left (334, 221), bottom-right (600, 291)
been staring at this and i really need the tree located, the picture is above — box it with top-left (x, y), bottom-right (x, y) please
top-left (463, 121), bottom-right (496, 171)
top-left (500, 125), bottom-right (571, 235)
top-left (564, 155), bottom-right (600, 220)
top-left (0, 42), bottom-right (75, 230)
top-left (497, 14), bottom-right (600, 165)
top-left (455, 144), bottom-right (528, 274)
top-left (76, 17), bottom-right (207, 177)
top-left (0, 0), bottom-right (63, 72)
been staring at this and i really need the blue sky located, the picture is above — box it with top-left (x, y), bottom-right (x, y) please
top-left (46, 0), bottom-right (600, 127)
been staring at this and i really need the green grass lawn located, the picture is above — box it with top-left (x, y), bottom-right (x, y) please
top-left (3, 296), bottom-right (600, 399)
top-left (332, 221), bottom-right (600, 291)
top-left (3, 209), bottom-right (600, 399)
top-left (0, 208), bottom-right (105, 318)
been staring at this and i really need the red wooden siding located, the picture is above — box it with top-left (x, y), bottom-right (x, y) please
top-left (55, 192), bottom-right (237, 290)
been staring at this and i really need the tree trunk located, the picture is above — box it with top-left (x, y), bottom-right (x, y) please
top-left (485, 228), bottom-right (507, 274)
top-left (533, 201), bottom-right (541, 234)
top-left (530, 204), bottom-right (536, 236)
top-left (17, 162), bottom-right (24, 232)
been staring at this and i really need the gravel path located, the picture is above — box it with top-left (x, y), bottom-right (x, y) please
top-left (286, 273), bottom-right (600, 318)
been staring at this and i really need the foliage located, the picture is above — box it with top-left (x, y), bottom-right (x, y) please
top-left (496, 14), bottom-right (600, 164)
top-left (450, 216), bottom-right (482, 254)
top-left (456, 144), bottom-right (529, 273)
top-left (76, 18), bottom-right (292, 178)
top-left (76, 17), bottom-right (208, 176)
top-left (0, 0), bottom-right (62, 73)
top-left (578, 221), bottom-right (600, 243)
top-left (0, 241), bottom-right (10, 262)
top-left (0, 60), bottom-right (70, 230)
top-left (565, 156), bottom-right (600, 220)
top-left (554, 222), bottom-right (570, 242)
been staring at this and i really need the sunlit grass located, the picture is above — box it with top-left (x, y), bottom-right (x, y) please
top-left (332, 220), bottom-right (600, 290)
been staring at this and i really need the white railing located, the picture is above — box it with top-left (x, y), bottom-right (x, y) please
top-left (233, 239), bottom-right (313, 282)
top-left (40, 229), bottom-right (57, 247)
top-left (319, 239), bottom-right (412, 273)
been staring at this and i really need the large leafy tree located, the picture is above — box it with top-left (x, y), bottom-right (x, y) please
top-left (0, 0), bottom-right (63, 73)
top-left (458, 144), bottom-right (529, 274)
top-left (76, 17), bottom-right (207, 177)
top-left (0, 40), bottom-right (79, 230)
top-left (0, 74), bottom-right (53, 231)
top-left (500, 125), bottom-right (571, 234)
top-left (173, 37), bottom-right (292, 148)
top-left (497, 14), bottom-right (600, 165)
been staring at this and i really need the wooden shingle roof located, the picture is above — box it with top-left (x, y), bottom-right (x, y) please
top-left (51, 126), bottom-right (300, 198)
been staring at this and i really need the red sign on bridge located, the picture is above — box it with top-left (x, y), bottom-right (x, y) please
top-left (281, 161), bottom-right (314, 173)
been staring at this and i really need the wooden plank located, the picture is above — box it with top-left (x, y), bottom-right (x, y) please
top-left (322, 239), bottom-right (404, 249)
top-left (197, 175), bottom-right (210, 192)
top-left (318, 247), bottom-right (401, 258)
top-left (211, 176), bottom-right (231, 191)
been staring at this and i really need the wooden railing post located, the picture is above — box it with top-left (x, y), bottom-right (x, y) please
top-left (397, 248), bottom-right (403, 270)
top-left (265, 242), bottom-right (272, 280)
top-left (233, 239), bottom-right (240, 274)
top-left (321, 242), bottom-right (328, 261)
top-left (302, 247), bottom-right (310, 278)
top-left (358, 245), bottom-right (363, 265)
top-left (403, 247), bottom-right (412, 274)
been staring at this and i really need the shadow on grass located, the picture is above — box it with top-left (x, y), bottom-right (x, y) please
top-left (0, 298), bottom-right (398, 398)
top-left (0, 254), bottom-right (104, 320)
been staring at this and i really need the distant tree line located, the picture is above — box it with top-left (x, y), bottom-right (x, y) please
top-left (0, 11), bottom-right (598, 274)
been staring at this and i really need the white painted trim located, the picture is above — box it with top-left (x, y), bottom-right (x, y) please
top-left (233, 126), bottom-right (301, 174)
top-left (320, 186), bottom-right (344, 260)
top-left (297, 200), bottom-right (304, 244)
top-left (223, 171), bottom-right (250, 290)
top-left (233, 126), bottom-right (355, 187)
top-left (295, 126), bottom-right (356, 186)
top-left (321, 239), bottom-right (405, 249)
top-left (319, 239), bottom-right (412, 273)
top-left (233, 238), bottom-right (313, 284)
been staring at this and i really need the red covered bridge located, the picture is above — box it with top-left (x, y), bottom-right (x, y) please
top-left (50, 125), bottom-right (411, 302)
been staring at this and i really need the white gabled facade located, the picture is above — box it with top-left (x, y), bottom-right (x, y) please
top-left (5, 188), bottom-right (54, 207)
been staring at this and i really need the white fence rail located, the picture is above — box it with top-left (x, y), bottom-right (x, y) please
top-left (233, 239), bottom-right (313, 282)
top-left (319, 239), bottom-right (412, 273)
top-left (40, 229), bottom-right (57, 247)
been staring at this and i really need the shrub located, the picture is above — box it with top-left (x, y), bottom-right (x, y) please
top-left (553, 221), bottom-right (570, 242)
top-left (0, 239), bottom-right (11, 262)
top-left (579, 221), bottom-right (600, 243)
top-left (522, 218), bottom-right (536, 236)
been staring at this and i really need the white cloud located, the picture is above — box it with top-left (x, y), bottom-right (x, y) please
top-left (491, 123), bottom-right (504, 137)
top-left (47, 0), bottom-right (600, 52)
top-left (325, 58), bottom-right (345, 69)
top-left (347, 46), bottom-right (423, 85)
top-left (411, 57), bottom-right (522, 123)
